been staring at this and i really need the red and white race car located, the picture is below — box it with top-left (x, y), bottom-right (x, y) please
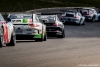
top-left (0, 13), bottom-right (16, 48)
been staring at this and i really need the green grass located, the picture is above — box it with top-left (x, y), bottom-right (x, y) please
top-left (0, 0), bottom-right (100, 12)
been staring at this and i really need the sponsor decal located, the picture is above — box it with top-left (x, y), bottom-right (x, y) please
top-left (22, 19), bottom-right (32, 24)
top-left (23, 19), bottom-right (28, 24)
top-left (12, 20), bottom-right (21, 22)
top-left (34, 34), bottom-right (42, 38)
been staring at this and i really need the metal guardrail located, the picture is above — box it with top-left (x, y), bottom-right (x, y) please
top-left (0, 12), bottom-right (25, 15)
top-left (26, 7), bottom-right (95, 12)
top-left (1, 7), bottom-right (98, 15)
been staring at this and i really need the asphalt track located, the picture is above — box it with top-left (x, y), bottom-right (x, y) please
top-left (0, 21), bottom-right (100, 67)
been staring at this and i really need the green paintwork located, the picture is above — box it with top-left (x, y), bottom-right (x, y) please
top-left (34, 34), bottom-right (43, 38)
top-left (23, 19), bottom-right (28, 24)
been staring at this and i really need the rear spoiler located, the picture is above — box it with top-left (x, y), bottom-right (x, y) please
top-left (74, 8), bottom-right (83, 12)
top-left (7, 12), bottom-right (41, 23)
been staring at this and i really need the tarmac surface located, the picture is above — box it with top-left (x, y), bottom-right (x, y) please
top-left (0, 22), bottom-right (100, 67)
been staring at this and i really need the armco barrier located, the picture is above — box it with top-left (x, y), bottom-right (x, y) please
top-left (26, 7), bottom-right (95, 12)
top-left (0, 7), bottom-right (97, 15)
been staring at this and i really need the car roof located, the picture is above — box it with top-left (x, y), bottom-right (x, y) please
top-left (8, 13), bottom-right (38, 18)
top-left (8, 13), bottom-right (35, 16)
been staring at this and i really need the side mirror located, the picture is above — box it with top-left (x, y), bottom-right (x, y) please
top-left (6, 18), bottom-right (11, 22)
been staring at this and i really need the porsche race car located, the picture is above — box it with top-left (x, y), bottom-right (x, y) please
top-left (80, 8), bottom-right (98, 22)
top-left (0, 13), bottom-right (16, 47)
top-left (7, 13), bottom-right (47, 42)
top-left (61, 10), bottom-right (85, 25)
top-left (38, 15), bottom-right (65, 38)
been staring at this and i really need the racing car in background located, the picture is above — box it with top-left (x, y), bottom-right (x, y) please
top-left (80, 8), bottom-right (98, 22)
top-left (61, 10), bottom-right (85, 25)
top-left (0, 13), bottom-right (16, 47)
top-left (38, 15), bottom-right (65, 38)
top-left (7, 13), bottom-right (47, 42)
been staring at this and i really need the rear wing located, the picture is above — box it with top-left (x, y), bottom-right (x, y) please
top-left (38, 13), bottom-right (61, 20)
top-left (74, 8), bottom-right (83, 12)
top-left (7, 12), bottom-right (41, 22)
top-left (7, 12), bottom-right (41, 14)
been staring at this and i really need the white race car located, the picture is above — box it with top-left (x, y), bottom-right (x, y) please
top-left (7, 13), bottom-right (47, 42)
top-left (61, 10), bottom-right (85, 25)
top-left (38, 15), bottom-right (65, 38)
top-left (80, 8), bottom-right (98, 22)
top-left (0, 13), bottom-right (16, 47)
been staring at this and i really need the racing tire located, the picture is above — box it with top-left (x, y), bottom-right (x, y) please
top-left (82, 21), bottom-right (86, 25)
top-left (43, 33), bottom-right (47, 41)
top-left (6, 30), bottom-right (16, 46)
top-left (91, 16), bottom-right (95, 22)
top-left (0, 27), bottom-right (4, 47)
top-left (57, 30), bottom-right (65, 38)
top-left (78, 19), bottom-right (82, 26)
